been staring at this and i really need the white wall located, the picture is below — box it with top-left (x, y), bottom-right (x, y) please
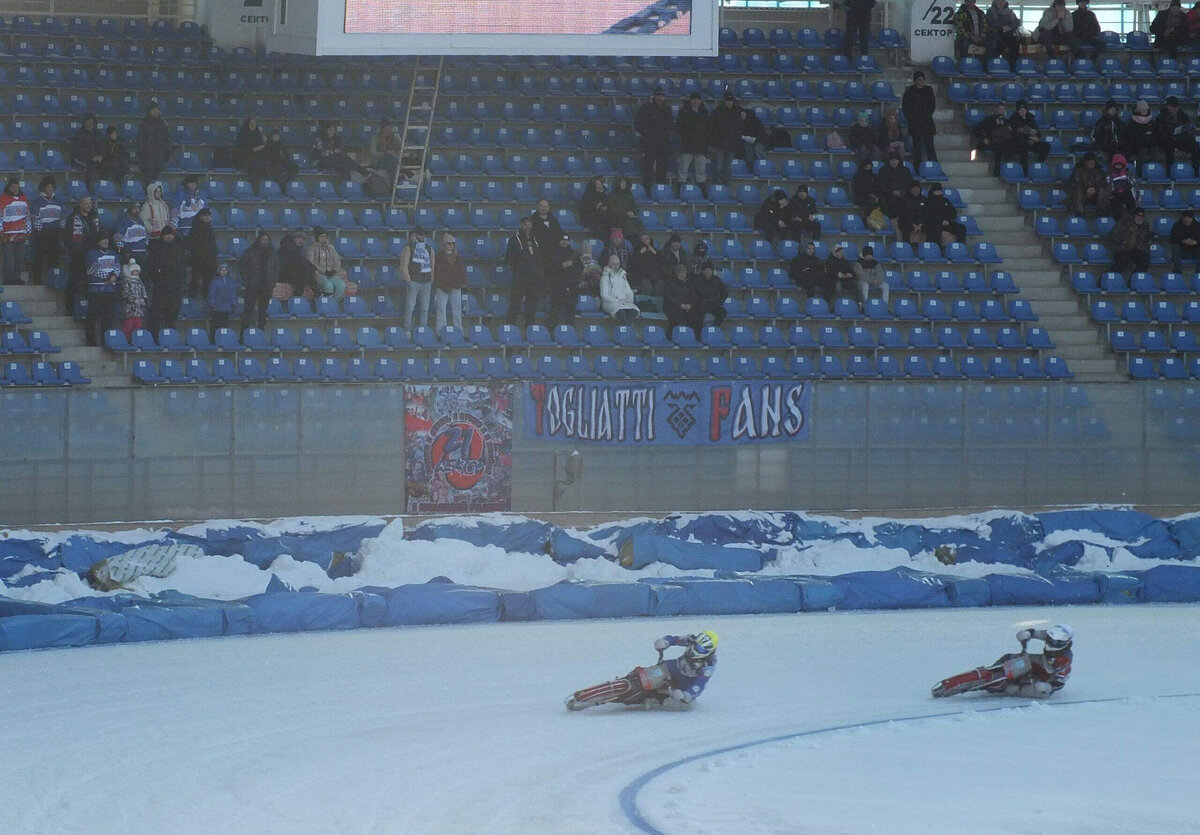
top-left (202, 0), bottom-right (277, 49)
top-left (264, 0), bottom-right (320, 54)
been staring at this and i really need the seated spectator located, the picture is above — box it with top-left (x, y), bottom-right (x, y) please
top-left (114, 201), bottom-right (149, 264)
top-left (29, 176), bottom-right (64, 286)
top-left (925, 183), bottom-right (966, 247)
top-left (629, 231), bottom-right (661, 296)
top-left (1067, 152), bottom-right (1106, 215)
top-left (606, 176), bottom-right (643, 238)
top-left (657, 234), bottom-right (690, 287)
top-left (306, 226), bottom-right (347, 302)
top-left (119, 259), bottom-right (147, 340)
top-left (1072, 0), bottom-right (1106, 59)
top-left (434, 233), bottom-right (466, 332)
top-left (1011, 101), bottom-right (1051, 172)
top-left (1091, 100), bottom-right (1124, 161)
top-left (986, 0), bottom-right (1023, 71)
top-left (877, 151), bottom-right (916, 232)
top-left (239, 232), bottom-right (279, 332)
top-left (1171, 211), bottom-right (1200, 270)
top-left (692, 260), bottom-right (728, 328)
top-left (136, 101), bottom-right (172, 185)
top-left (848, 111), bottom-right (882, 162)
top-left (547, 234), bottom-right (583, 329)
top-left (738, 106), bottom-right (769, 165)
top-left (1038, 0), bottom-right (1077, 57)
top-left (70, 112), bottom-right (104, 187)
top-left (1154, 96), bottom-right (1200, 176)
top-left (826, 245), bottom-right (858, 300)
top-left (1103, 153), bottom-right (1140, 218)
top-left (1109, 208), bottom-right (1153, 275)
top-left (876, 111), bottom-right (907, 159)
top-left (687, 240), bottom-right (710, 275)
top-left (898, 182), bottom-right (928, 243)
top-left (973, 102), bottom-right (1017, 176)
top-left (664, 263), bottom-right (701, 336)
top-left (279, 229), bottom-right (320, 299)
top-left (1121, 100), bottom-right (1157, 172)
top-left (263, 126), bottom-right (299, 187)
top-left (233, 117), bottom-right (271, 192)
top-left (186, 207), bottom-right (218, 298)
top-left (172, 174), bottom-right (207, 236)
top-left (99, 125), bottom-right (129, 182)
top-left (600, 227), bottom-right (633, 272)
top-left (600, 254), bottom-right (640, 325)
top-left (145, 224), bottom-right (186, 333)
top-left (1152, 0), bottom-right (1189, 59)
top-left (312, 121), bottom-right (369, 180)
top-left (953, 0), bottom-right (989, 60)
top-left (852, 245), bottom-right (888, 304)
top-left (140, 181), bottom-right (171, 241)
top-left (576, 175), bottom-right (610, 238)
top-left (789, 241), bottom-right (833, 305)
top-left (369, 119), bottom-right (402, 174)
top-left (786, 184), bottom-right (822, 245)
top-left (207, 263), bottom-right (237, 340)
top-left (851, 157), bottom-right (883, 219)
top-left (754, 188), bottom-right (792, 243)
top-left (0, 177), bottom-right (31, 286)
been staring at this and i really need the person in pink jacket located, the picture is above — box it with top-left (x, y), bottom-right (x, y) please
top-left (0, 176), bottom-right (32, 285)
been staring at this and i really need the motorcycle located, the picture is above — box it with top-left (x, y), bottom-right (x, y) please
top-left (932, 639), bottom-right (1033, 698)
top-left (566, 649), bottom-right (674, 711)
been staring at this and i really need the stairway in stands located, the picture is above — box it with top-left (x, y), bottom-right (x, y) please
top-left (3, 284), bottom-right (125, 386)
top-left (931, 97), bottom-right (1122, 382)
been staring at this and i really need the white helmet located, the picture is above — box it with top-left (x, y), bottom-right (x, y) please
top-left (1044, 624), bottom-right (1073, 653)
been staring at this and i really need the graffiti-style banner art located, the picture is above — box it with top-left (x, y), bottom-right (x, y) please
top-left (524, 381), bottom-right (811, 445)
top-left (405, 385), bottom-right (514, 513)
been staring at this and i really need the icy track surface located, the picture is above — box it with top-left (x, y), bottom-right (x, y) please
top-left (3, 606), bottom-right (1199, 835)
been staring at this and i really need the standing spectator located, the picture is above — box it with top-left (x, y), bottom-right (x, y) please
top-left (973, 101), bottom-right (1017, 175)
top-left (629, 231), bottom-right (661, 295)
top-left (952, 0), bottom-right (989, 60)
top-left (844, 0), bottom-right (875, 61)
top-left (1170, 211), bottom-right (1200, 270)
top-left (789, 241), bottom-right (833, 304)
top-left (1188, 0), bottom-right (1200, 42)
top-left (145, 224), bottom-right (186, 334)
top-left (401, 226), bottom-right (436, 332)
top-left (675, 93), bottom-right (710, 196)
top-left (529, 198), bottom-right (565, 268)
top-left (547, 234), bottom-right (583, 329)
top-left (1110, 208), bottom-right (1153, 275)
top-left (663, 263), bottom-right (701, 336)
top-left (1120, 101), bottom-right (1157, 171)
top-left (986, 0), bottom-right (1023, 71)
top-left (140, 181), bottom-right (171, 241)
top-left (1152, 0), bottom-right (1189, 59)
top-left (576, 176), bottom-right (610, 238)
top-left (708, 91), bottom-right (742, 185)
top-left (119, 258), bottom-right (147, 340)
top-left (0, 177), bottom-right (32, 285)
top-left (786, 184), bottom-right (822, 245)
top-left (136, 101), bottom-right (172, 185)
top-left (306, 226), bottom-right (347, 302)
top-left (1153, 95), bottom-right (1200, 175)
top-left (186, 207), bottom-right (218, 298)
top-left (1011, 101), bottom-right (1052, 173)
top-left (1038, 0), bottom-right (1076, 57)
top-left (433, 232), bottom-right (466, 332)
top-left (600, 254), bottom-right (640, 325)
top-left (852, 245), bottom-right (887, 304)
top-left (263, 127), bottom-right (299, 187)
top-left (738, 106), bottom-right (769, 166)
top-left (606, 177), bottom-right (643, 238)
top-left (1103, 154), bottom-right (1140, 219)
top-left (504, 216), bottom-right (541, 328)
top-left (172, 174), bottom-right (207, 236)
top-left (898, 182), bottom-right (928, 244)
top-left (279, 229), bottom-right (320, 300)
top-left (1073, 0), bottom-right (1106, 60)
top-left (826, 245), bottom-right (857, 300)
top-left (65, 194), bottom-right (99, 316)
top-left (600, 227), bottom-right (633, 272)
top-left (28, 176), bottom-right (64, 286)
top-left (233, 117), bottom-right (270, 193)
top-left (1067, 152), bottom-right (1106, 215)
top-left (207, 263), bottom-right (237, 341)
top-left (901, 71), bottom-right (938, 167)
top-left (924, 183), bottom-right (966, 247)
top-left (84, 230), bottom-right (120, 346)
top-left (1091, 100), bottom-right (1124, 161)
top-left (368, 120), bottom-right (402, 174)
top-left (312, 121), bottom-right (370, 180)
top-left (99, 126), bottom-right (129, 182)
top-left (692, 260), bottom-right (728, 328)
top-left (114, 201), bottom-right (149, 264)
top-left (70, 113), bottom-right (105, 188)
top-left (634, 86), bottom-right (673, 194)
top-left (849, 111), bottom-right (883, 162)
top-left (754, 189), bottom-right (792, 243)
top-left (238, 232), bottom-right (278, 332)
top-left (657, 234), bottom-right (690, 288)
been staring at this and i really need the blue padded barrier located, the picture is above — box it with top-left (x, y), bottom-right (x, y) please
top-left (871, 522), bottom-right (925, 555)
top-left (796, 577), bottom-right (845, 611)
top-left (120, 602), bottom-right (227, 643)
top-left (0, 598), bottom-right (126, 644)
top-left (499, 591), bottom-right (538, 621)
top-left (376, 581), bottom-right (502, 625)
top-left (149, 591), bottom-right (256, 636)
top-left (620, 533), bottom-right (768, 571)
top-left (529, 581), bottom-right (654, 620)
top-left (0, 614), bottom-right (100, 651)
top-left (241, 591), bottom-right (361, 633)
top-left (1167, 515), bottom-right (1200, 559)
top-left (1137, 565), bottom-right (1200, 602)
top-left (352, 590), bottom-right (389, 628)
top-left (0, 537), bottom-right (56, 579)
top-left (230, 524), bottom-right (386, 571)
top-left (831, 567), bottom-right (954, 610)
top-left (407, 518), bottom-right (559, 554)
top-left (546, 530), bottom-right (609, 563)
top-left (1036, 509), bottom-right (1170, 544)
top-left (666, 512), bottom-right (798, 546)
top-left (984, 571), bottom-right (1101, 605)
top-left (645, 578), bottom-right (801, 616)
top-left (1031, 541), bottom-right (1085, 573)
top-left (1091, 572), bottom-right (1142, 604)
top-left (945, 576), bottom-right (990, 607)
top-left (793, 516), bottom-right (872, 547)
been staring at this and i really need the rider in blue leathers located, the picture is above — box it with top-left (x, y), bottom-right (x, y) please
top-left (652, 631), bottom-right (718, 705)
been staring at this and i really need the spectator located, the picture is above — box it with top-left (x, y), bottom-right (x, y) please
top-left (826, 245), bottom-right (857, 301)
top-left (1067, 152), bottom-right (1106, 215)
top-left (114, 201), bottom-right (149, 264)
top-left (789, 241), bottom-right (834, 305)
top-left (99, 125), bottom-right (129, 182)
top-left (238, 232), bottom-right (279, 332)
top-left (1171, 211), bottom-right (1200, 270)
top-left (708, 91), bottom-right (742, 185)
top-left (368, 119), bottom-right (402, 174)
top-left (986, 0), bottom-right (1023, 71)
top-left (663, 262), bottom-right (701, 336)
top-left (753, 188), bottom-right (792, 243)
top-left (1104, 153), bottom-right (1140, 219)
top-left (172, 174), bottom-right (207, 236)
top-left (1188, 0), bottom-right (1200, 42)
top-left (675, 92), bottom-right (710, 196)
top-left (262, 127), bottom-right (299, 187)
top-left (1012, 100), bottom-right (1052, 173)
top-left (848, 111), bottom-right (882, 162)
top-left (576, 176), bottom-right (610, 238)
top-left (119, 258), bottom-right (147, 340)
top-left (1110, 208), bottom-right (1153, 275)
top-left (925, 183), bottom-right (966, 247)
top-left (600, 254), bottom-right (640, 325)
top-left (546, 234), bottom-right (583, 330)
top-left (1152, 0), bottom-right (1189, 59)
top-left (738, 106), bottom-right (769, 166)
top-left (279, 229), bottom-right (320, 300)
top-left (529, 198), bottom-right (565, 276)
top-left (312, 121), bottom-right (370, 180)
top-left (877, 151), bottom-right (916, 231)
top-left (65, 195), bottom-right (99, 316)
top-left (692, 260), bottom-right (728, 328)
top-left (786, 184), bottom-right (823, 245)
top-left (504, 217), bottom-right (541, 328)
top-left (607, 176), bottom-right (643, 238)
top-left (629, 231), bottom-right (661, 296)
top-left (207, 263), bottom-right (236, 340)
top-left (1091, 100), bottom-right (1124, 161)
top-left (952, 0), bottom-right (989, 60)
top-left (1153, 96), bottom-right (1200, 175)
top-left (600, 227), bottom-right (633, 272)
top-left (851, 158), bottom-right (882, 219)
top-left (852, 245), bottom-right (887, 304)
top-left (401, 226), bottom-right (436, 331)
top-left (145, 224), bottom-right (186, 333)
top-left (0, 177), bottom-right (31, 285)
top-left (658, 234), bottom-right (690, 288)
top-left (186, 207), bottom-right (218, 298)
top-left (973, 102), bottom-right (1017, 176)
top-left (233, 117), bottom-right (270, 193)
top-left (1073, 0), bottom-right (1106, 60)
top-left (844, 0), bottom-right (875, 60)
top-left (634, 86), bottom-right (673, 193)
top-left (901, 71), bottom-right (938, 166)
top-left (1120, 100), bottom-right (1157, 171)
top-left (306, 226), bottom-right (347, 302)
top-left (84, 230), bottom-right (120, 346)
top-left (70, 113), bottom-right (105, 188)
top-left (433, 232), bottom-right (466, 332)
top-left (1038, 0), bottom-right (1076, 57)
top-left (29, 176), bottom-right (64, 286)
top-left (140, 181), bottom-right (171, 241)
top-left (136, 101), bottom-right (172, 185)
top-left (687, 240), bottom-right (710, 275)
top-left (876, 110), bottom-right (907, 159)
top-left (898, 182), bottom-right (928, 244)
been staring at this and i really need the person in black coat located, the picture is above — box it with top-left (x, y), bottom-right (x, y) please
top-left (279, 229), bottom-right (320, 299)
top-left (692, 260), bottom-right (728, 329)
top-left (657, 234), bottom-right (690, 286)
top-left (99, 126), bottom-right (130, 183)
top-left (786, 184), bottom-right (822, 245)
top-left (262, 127), bottom-right (299, 187)
top-left (924, 183), bottom-right (966, 248)
top-left (1169, 211), bottom-right (1200, 271)
top-left (663, 262), bottom-right (702, 337)
top-left (185, 207), bottom-right (218, 298)
top-left (136, 101), bottom-right (172, 186)
top-left (826, 246), bottom-right (857, 300)
top-left (973, 102), bottom-right (1017, 176)
top-left (844, 0), bottom-right (876, 60)
top-left (629, 231), bottom-right (662, 296)
top-left (70, 113), bottom-right (105, 188)
top-left (789, 241), bottom-right (834, 305)
top-left (1153, 95), bottom-right (1200, 175)
top-left (1072, 0), bottom-right (1105, 60)
top-left (233, 117), bottom-right (271, 192)
top-left (238, 231), bottom-right (279, 332)
top-left (576, 176), bottom-right (610, 239)
top-left (505, 215), bottom-right (543, 327)
top-left (144, 224), bottom-right (188, 333)
top-left (901, 71), bottom-right (938, 166)
top-left (876, 151), bottom-right (916, 224)
top-left (634, 86), bottom-right (673, 193)
top-left (675, 93), bottom-right (710, 195)
top-left (547, 234), bottom-right (583, 330)
top-left (897, 183), bottom-right (928, 244)
top-left (851, 160), bottom-right (882, 219)
top-left (708, 92), bottom-right (743, 185)
top-left (1091, 100), bottom-right (1124, 161)
top-left (1010, 100), bottom-right (1051, 173)
top-left (754, 189), bottom-right (792, 243)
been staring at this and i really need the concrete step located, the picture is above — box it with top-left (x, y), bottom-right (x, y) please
top-left (1069, 357), bottom-right (1121, 375)
top-left (1030, 299), bottom-right (1085, 316)
top-left (996, 243), bottom-right (1045, 258)
top-left (957, 187), bottom-right (1010, 205)
top-left (1048, 329), bottom-right (1104, 347)
top-left (976, 216), bottom-right (1026, 233)
top-left (1019, 288), bottom-right (1078, 304)
top-left (89, 375), bottom-right (131, 388)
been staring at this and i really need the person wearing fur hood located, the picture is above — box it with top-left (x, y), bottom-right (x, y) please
top-left (119, 258), bottom-right (148, 339)
top-left (140, 181), bottom-right (171, 240)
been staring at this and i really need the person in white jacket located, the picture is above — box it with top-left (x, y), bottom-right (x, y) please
top-left (599, 254), bottom-right (640, 324)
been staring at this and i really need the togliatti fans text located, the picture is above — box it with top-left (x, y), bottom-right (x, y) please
top-left (345, 0), bottom-right (692, 35)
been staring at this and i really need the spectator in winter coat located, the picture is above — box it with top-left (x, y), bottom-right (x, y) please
top-left (851, 162), bottom-right (883, 218)
top-left (754, 189), bottom-right (792, 243)
top-left (1038, 0), bottom-right (1076, 56)
top-left (1073, 0), bottom-right (1106, 59)
top-left (1152, 0), bottom-right (1189, 59)
top-left (897, 183), bottom-right (928, 243)
top-left (263, 127), bottom-right (299, 187)
top-left (738, 107), bottom-right (769, 166)
top-left (368, 120), bottom-right (403, 174)
top-left (99, 126), bottom-right (130, 183)
top-left (686, 240), bottom-right (711, 276)
top-left (136, 101), bottom-right (172, 185)
top-left (29, 176), bottom-right (64, 286)
top-left (306, 226), bottom-right (347, 302)
top-left (664, 263), bottom-right (701, 336)
top-left (675, 93), bottom-right (710, 194)
top-left (1120, 100), bottom-right (1157, 171)
top-left (1011, 101), bottom-right (1052, 173)
top-left (789, 241), bottom-right (834, 305)
top-left (547, 234), bottom-right (583, 329)
top-left (924, 183), bottom-right (966, 247)
top-left (84, 230), bottom-right (120, 346)
top-left (634, 86), bottom-right (673, 193)
top-left (65, 195), bottom-right (99, 315)
top-left (1103, 153), bottom-right (1140, 219)
top-left (600, 254), bottom-right (640, 325)
top-left (786, 184), bottom-right (823, 245)
top-left (279, 230), bottom-right (320, 300)
top-left (600, 227), bottom-right (633, 273)
top-left (401, 226), bottom-right (436, 331)
top-left (576, 176), bottom-right (610, 239)
top-left (1068, 152), bottom-right (1107, 215)
top-left (186, 207), bottom-right (218, 298)
top-left (1110, 208), bottom-right (1153, 275)
top-left (708, 92), bottom-right (743, 185)
top-left (877, 151), bottom-right (916, 224)
top-left (433, 233), bottom-right (467, 332)
top-left (1170, 211), bottom-right (1200, 270)
top-left (973, 102), bottom-right (1017, 176)
top-left (986, 0), bottom-right (1022, 71)
top-left (852, 245), bottom-right (887, 304)
top-left (119, 259), bottom-right (148, 339)
top-left (114, 202), bottom-right (149, 263)
top-left (849, 111), bottom-right (882, 162)
top-left (504, 217), bottom-right (541, 328)
top-left (145, 224), bottom-right (187, 334)
top-left (233, 117), bottom-right (271, 192)
top-left (657, 234), bottom-right (690, 288)
top-left (172, 175), bottom-right (207, 236)
top-left (70, 113), bottom-right (105, 188)
top-left (606, 177), bottom-right (643, 238)
top-left (1091, 100), bottom-right (1124, 161)
top-left (238, 232), bottom-right (279, 332)
top-left (529, 198), bottom-right (565, 271)
top-left (876, 110), bottom-right (907, 159)
top-left (1153, 96), bottom-right (1200, 175)
top-left (206, 263), bottom-right (237, 340)
top-left (692, 260), bottom-right (728, 328)
top-left (140, 181), bottom-right (171, 241)
top-left (629, 231), bottom-right (661, 296)
top-left (826, 246), bottom-right (858, 300)
top-left (901, 71), bottom-right (938, 166)
top-left (952, 0), bottom-right (988, 60)
top-left (312, 121), bottom-right (370, 180)
top-left (0, 177), bottom-right (32, 285)
top-left (844, 0), bottom-right (875, 60)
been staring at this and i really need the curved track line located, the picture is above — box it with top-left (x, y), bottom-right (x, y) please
top-left (619, 692), bottom-right (1200, 835)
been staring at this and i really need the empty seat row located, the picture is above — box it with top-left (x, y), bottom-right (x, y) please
top-left (1129, 355), bottom-right (1200, 380)
top-left (0, 330), bottom-right (61, 354)
top-left (439, 74), bottom-right (894, 100)
top-left (1071, 270), bottom-right (1200, 296)
top-left (1111, 327), bottom-right (1200, 353)
top-left (950, 80), bottom-right (1195, 106)
top-left (0, 360), bottom-right (89, 386)
top-left (1092, 299), bottom-right (1200, 324)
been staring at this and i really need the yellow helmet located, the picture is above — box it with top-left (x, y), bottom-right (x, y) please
top-left (689, 631), bottom-right (719, 659)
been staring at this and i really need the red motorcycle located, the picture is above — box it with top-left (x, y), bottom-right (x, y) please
top-left (932, 639), bottom-right (1033, 698)
top-left (566, 649), bottom-right (672, 711)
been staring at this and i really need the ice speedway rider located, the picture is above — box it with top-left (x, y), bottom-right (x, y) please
top-left (652, 631), bottom-right (719, 706)
top-left (566, 631), bottom-right (719, 710)
top-left (988, 623), bottom-right (1073, 698)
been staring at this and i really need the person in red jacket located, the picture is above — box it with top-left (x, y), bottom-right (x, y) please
top-left (0, 176), bottom-right (32, 285)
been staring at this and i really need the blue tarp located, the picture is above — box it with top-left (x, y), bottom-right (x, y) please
top-left (795, 577), bottom-right (845, 611)
top-left (1089, 572), bottom-right (1142, 604)
top-left (984, 572), bottom-right (1101, 606)
top-left (377, 582), bottom-right (502, 626)
top-left (1037, 509), bottom-right (1170, 544)
top-left (1166, 516), bottom-right (1200, 560)
top-left (0, 613), bottom-right (100, 651)
top-left (408, 518), bottom-right (560, 554)
top-left (351, 590), bottom-right (389, 628)
top-left (831, 568), bottom-right (953, 610)
top-left (665, 512), bottom-right (797, 547)
top-left (241, 591), bottom-right (360, 633)
top-left (529, 581), bottom-right (654, 620)
top-left (621, 533), bottom-right (768, 572)
top-left (0, 537), bottom-right (56, 579)
top-left (1136, 565), bottom-right (1200, 602)
top-left (499, 591), bottom-right (537, 621)
top-left (3, 598), bottom-right (126, 643)
top-left (545, 530), bottom-right (609, 563)
top-left (644, 578), bottom-right (800, 616)
top-left (58, 535), bottom-right (169, 574)
top-left (946, 576), bottom-right (991, 607)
